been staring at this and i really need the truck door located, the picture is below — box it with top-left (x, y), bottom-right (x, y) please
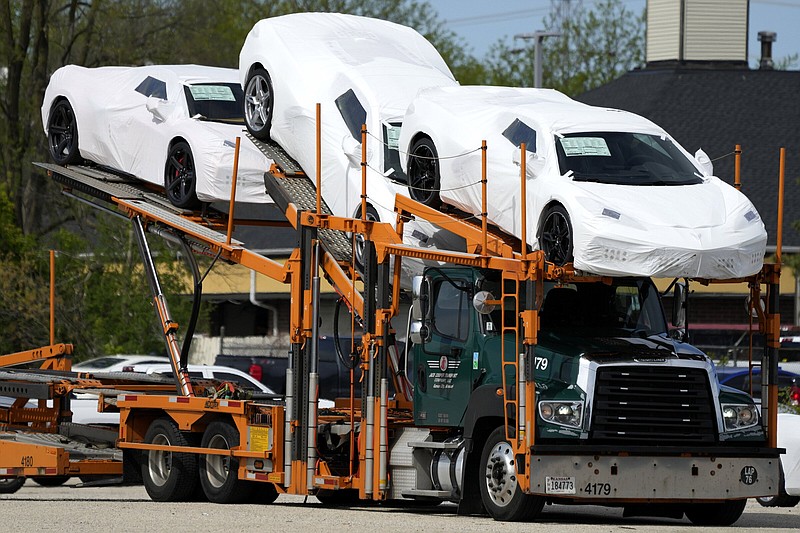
top-left (414, 276), bottom-right (475, 427)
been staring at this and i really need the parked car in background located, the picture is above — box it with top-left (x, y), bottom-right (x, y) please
top-left (715, 366), bottom-right (799, 401)
top-left (239, 12), bottom-right (458, 248)
top-left (398, 85), bottom-right (767, 278)
top-left (72, 364), bottom-right (331, 426)
top-left (72, 354), bottom-right (169, 373)
top-left (42, 64), bottom-right (273, 208)
top-left (757, 413), bottom-right (800, 507)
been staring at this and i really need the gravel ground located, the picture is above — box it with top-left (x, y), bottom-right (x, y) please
top-left (2, 479), bottom-right (798, 532)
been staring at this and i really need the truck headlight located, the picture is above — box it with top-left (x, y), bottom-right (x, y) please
top-left (721, 403), bottom-right (759, 431)
top-left (539, 401), bottom-right (583, 428)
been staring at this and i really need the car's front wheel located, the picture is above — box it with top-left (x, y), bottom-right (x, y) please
top-left (164, 141), bottom-right (200, 209)
top-left (479, 427), bottom-right (545, 521)
top-left (407, 137), bottom-right (441, 208)
top-left (48, 99), bottom-right (81, 165)
top-left (244, 68), bottom-right (274, 140)
top-left (538, 204), bottom-right (573, 266)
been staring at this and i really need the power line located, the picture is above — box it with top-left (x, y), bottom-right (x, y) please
top-left (445, 7), bottom-right (550, 27)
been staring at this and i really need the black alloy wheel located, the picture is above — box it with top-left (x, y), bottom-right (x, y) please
top-left (48, 99), bottom-right (81, 165)
top-left (539, 205), bottom-right (574, 265)
top-left (407, 137), bottom-right (442, 208)
top-left (164, 141), bottom-right (200, 209)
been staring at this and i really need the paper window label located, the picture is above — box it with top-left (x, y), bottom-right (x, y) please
top-left (189, 85), bottom-right (236, 102)
top-left (560, 137), bottom-right (611, 157)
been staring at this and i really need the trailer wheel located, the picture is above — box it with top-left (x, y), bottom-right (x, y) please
top-left (142, 417), bottom-right (199, 502)
top-left (479, 427), bottom-right (544, 521)
top-left (164, 141), bottom-right (200, 209)
top-left (199, 420), bottom-right (253, 503)
top-left (684, 499), bottom-right (747, 526)
top-left (47, 98), bottom-right (81, 165)
top-left (246, 481), bottom-right (279, 504)
top-left (407, 137), bottom-right (442, 208)
top-left (0, 477), bottom-right (25, 494)
top-left (538, 204), bottom-right (573, 266)
top-left (352, 203), bottom-right (380, 273)
top-left (316, 488), bottom-right (360, 506)
top-left (32, 476), bottom-right (70, 487)
top-left (756, 463), bottom-right (800, 508)
top-left (244, 67), bottom-right (274, 140)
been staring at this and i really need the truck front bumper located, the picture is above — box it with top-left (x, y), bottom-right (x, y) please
top-left (530, 450), bottom-right (779, 501)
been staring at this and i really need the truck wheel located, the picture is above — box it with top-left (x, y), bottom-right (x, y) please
top-left (199, 420), bottom-right (253, 503)
top-left (684, 499), bottom-right (746, 526)
top-left (244, 67), bottom-right (274, 140)
top-left (164, 141), bottom-right (200, 209)
top-left (0, 477), bottom-right (25, 493)
top-left (47, 98), bottom-right (81, 165)
top-left (32, 476), bottom-right (70, 487)
top-left (479, 427), bottom-right (544, 521)
top-left (756, 463), bottom-right (800, 508)
top-left (538, 204), bottom-right (573, 266)
top-left (142, 417), bottom-right (199, 502)
top-left (407, 137), bottom-right (442, 208)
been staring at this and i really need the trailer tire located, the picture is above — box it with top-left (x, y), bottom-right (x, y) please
top-left (246, 481), bottom-right (279, 504)
top-left (479, 427), bottom-right (544, 521)
top-left (199, 420), bottom-right (253, 503)
top-left (0, 477), bottom-right (25, 494)
top-left (316, 488), bottom-right (360, 506)
top-left (684, 499), bottom-right (747, 526)
top-left (32, 476), bottom-right (70, 487)
top-left (142, 417), bottom-right (199, 502)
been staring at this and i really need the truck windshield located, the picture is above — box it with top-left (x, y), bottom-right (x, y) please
top-left (540, 279), bottom-right (667, 338)
top-left (555, 132), bottom-right (703, 186)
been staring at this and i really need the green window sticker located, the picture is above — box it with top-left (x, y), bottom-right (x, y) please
top-left (473, 351), bottom-right (479, 370)
top-left (189, 85), bottom-right (235, 102)
top-left (560, 137), bottom-right (611, 157)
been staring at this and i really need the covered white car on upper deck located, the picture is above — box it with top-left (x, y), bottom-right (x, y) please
top-left (239, 12), bottom-right (458, 235)
top-left (398, 85), bottom-right (767, 279)
top-left (42, 64), bottom-right (272, 208)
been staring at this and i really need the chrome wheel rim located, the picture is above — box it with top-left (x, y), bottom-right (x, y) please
top-left (204, 434), bottom-right (231, 489)
top-left (484, 440), bottom-right (517, 508)
top-left (245, 74), bottom-right (271, 132)
top-left (147, 434), bottom-right (172, 487)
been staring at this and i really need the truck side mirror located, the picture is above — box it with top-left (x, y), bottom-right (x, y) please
top-left (671, 281), bottom-right (687, 328)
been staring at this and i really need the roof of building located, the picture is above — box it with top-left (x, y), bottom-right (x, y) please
top-left (577, 66), bottom-right (800, 250)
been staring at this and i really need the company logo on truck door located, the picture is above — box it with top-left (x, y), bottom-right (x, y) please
top-left (428, 357), bottom-right (460, 389)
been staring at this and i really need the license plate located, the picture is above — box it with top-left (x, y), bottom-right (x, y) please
top-left (545, 476), bottom-right (576, 494)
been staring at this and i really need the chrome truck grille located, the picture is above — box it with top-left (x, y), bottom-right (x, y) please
top-left (591, 366), bottom-right (716, 443)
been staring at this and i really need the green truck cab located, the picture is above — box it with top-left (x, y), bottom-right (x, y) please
top-left (407, 266), bottom-right (769, 522)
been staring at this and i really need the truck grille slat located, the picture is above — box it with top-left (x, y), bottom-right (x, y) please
top-left (591, 366), bottom-right (717, 443)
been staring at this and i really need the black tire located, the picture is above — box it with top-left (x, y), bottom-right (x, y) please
top-left (479, 427), bottom-right (545, 521)
top-left (0, 477), bottom-right (25, 494)
top-left (538, 204), bottom-right (573, 266)
top-left (756, 463), bottom-right (800, 508)
top-left (141, 417), bottom-right (199, 502)
top-left (199, 420), bottom-right (253, 503)
top-left (407, 137), bottom-right (441, 208)
top-left (352, 203), bottom-right (379, 272)
top-left (164, 141), bottom-right (200, 209)
top-left (246, 481), bottom-right (279, 504)
top-left (316, 488), bottom-right (361, 506)
top-left (32, 476), bottom-right (70, 487)
top-left (47, 99), bottom-right (81, 165)
top-left (684, 499), bottom-right (747, 526)
top-left (243, 67), bottom-right (274, 140)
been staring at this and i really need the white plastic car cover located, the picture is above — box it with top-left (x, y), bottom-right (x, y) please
top-left (42, 64), bottom-right (273, 204)
top-left (398, 86), bottom-right (767, 279)
top-left (239, 12), bottom-right (458, 227)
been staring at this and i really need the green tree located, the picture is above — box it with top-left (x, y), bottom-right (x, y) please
top-left (482, 0), bottom-right (645, 95)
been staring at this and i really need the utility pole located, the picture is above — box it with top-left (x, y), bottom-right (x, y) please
top-left (514, 31), bottom-right (561, 88)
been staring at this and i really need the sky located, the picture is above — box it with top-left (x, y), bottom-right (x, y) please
top-left (431, 0), bottom-right (800, 69)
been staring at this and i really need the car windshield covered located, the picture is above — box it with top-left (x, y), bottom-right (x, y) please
top-left (539, 279), bottom-right (668, 338)
top-left (555, 132), bottom-right (703, 186)
top-left (184, 83), bottom-right (244, 124)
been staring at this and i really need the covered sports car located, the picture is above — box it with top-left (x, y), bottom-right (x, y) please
top-left (42, 64), bottom-right (273, 208)
top-left (398, 86), bottom-right (767, 279)
top-left (239, 12), bottom-right (458, 237)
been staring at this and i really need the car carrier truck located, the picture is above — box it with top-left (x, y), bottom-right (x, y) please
top-left (0, 123), bottom-right (786, 526)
